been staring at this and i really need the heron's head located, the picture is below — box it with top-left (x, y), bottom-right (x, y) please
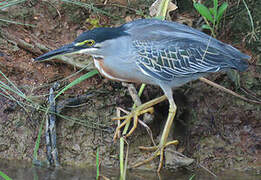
top-left (34, 26), bottom-right (128, 61)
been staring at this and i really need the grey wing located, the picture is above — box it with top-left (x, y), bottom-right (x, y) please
top-left (124, 19), bottom-right (249, 80)
top-left (134, 40), bottom-right (237, 81)
top-left (124, 19), bottom-right (249, 60)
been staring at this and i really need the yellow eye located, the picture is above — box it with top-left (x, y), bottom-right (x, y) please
top-left (86, 40), bottom-right (95, 46)
top-left (75, 40), bottom-right (95, 46)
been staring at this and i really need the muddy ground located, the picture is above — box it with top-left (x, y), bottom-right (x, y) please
top-left (0, 0), bottom-right (260, 174)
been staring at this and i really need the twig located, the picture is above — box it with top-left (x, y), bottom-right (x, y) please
top-left (122, 83), bottom-right (154, 123)
top-left (1, 30), bottom-right (45, 55)
top-left (43, 0), bottom-right (61, 18)
top-left (240, 86), bottom-right (261, 102)
top-left (199, 77), bottom-right (261, 104)
top-left (199, 163), bottom-right (217, 178)
top-left (122, 83), bottom-right (142, 106)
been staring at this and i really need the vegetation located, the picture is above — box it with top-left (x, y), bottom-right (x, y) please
top-left (0, 170), bottom-right (12, 180)
top-left (96, 147), bottom-right (99, 180)
top-left (193, 0), bottom-right (228, 37)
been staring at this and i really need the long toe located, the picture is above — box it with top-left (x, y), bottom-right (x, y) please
top-left (113, 106), bottom-right (155, 140)
top-left (132, 139), bottom-right (179, 171)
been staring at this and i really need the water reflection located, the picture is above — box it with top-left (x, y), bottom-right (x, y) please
top-left (0, 159), bottom-right (260, 180)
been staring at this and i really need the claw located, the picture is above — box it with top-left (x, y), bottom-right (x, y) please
top-left (125, 107), bottom-right (154, 137)
top-left (132, 140), bottom-right (179, 172)
top-left (112, 95), bottom-right (172, 172)
top-left (112, 107), bottom-right (154, 141)
top-left (113, 117), bottom-right (131, 141)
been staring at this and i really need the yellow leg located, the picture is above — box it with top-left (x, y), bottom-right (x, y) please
top-left (132, 97), bottom-right (178, 172)
top-left (112, 95), bottom-right (167, 141)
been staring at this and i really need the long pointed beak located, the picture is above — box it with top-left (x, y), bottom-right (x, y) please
top-left (34, 43), bottom-right (78, 61)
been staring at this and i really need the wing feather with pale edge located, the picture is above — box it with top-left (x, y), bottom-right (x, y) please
top-left (134, 40), bottom-right (237, 81)
top-left (124, 19), bottom-right (249, 81)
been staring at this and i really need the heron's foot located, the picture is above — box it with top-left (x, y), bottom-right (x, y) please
top-left (132, 140), bottom-right (179, 172)
top-left (112, 107), bottom-right (154, 141)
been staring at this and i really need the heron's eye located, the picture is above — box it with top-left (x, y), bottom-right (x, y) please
top-left (75, 40), bottom-right (95, 47)
top-left (85, 40), bottom-right (95, 46)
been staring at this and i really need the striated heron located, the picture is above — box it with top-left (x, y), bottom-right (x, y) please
top-left (34, 19), bottom-right (250, 171)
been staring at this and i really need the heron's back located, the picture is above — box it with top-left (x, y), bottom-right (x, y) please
top-left (121, 19), bottom-right (249, 83)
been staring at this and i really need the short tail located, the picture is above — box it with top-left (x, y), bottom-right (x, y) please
top-left (231, 58), bottom-right (249, 72)
top-left (225, 44), bottom-right (250, 72)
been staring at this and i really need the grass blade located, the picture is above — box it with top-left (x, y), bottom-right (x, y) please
top-left (55, 69), bottom-right (98, 99)
top-left (189, 174), bottom-right (196, 180)
top-left (33, 114), bottom-right (46, 161)
top-left (217, 2), bottom-right (228, 24)
top-left (0, 69), bottom-right (25, 98)
top-left (0, 18), bottom-right (36, 27)
top-left (0, 0), bottom-right (26, 10)
top-left (213, 0), bottom-right (218, 18)
top-left (96, 147), bottom-right (99, 180)
top-left (0, 170), bottom-right (12, 180)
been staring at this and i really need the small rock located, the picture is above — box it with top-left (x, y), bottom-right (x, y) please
top-left (72, 144), bottom-right (81, 152)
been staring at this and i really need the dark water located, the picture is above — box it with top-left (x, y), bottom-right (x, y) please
top-left (0, 159), bottom-right (260, 180)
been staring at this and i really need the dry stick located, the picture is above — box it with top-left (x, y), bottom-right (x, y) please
top-left (240, 86), bottom-right (261, 101)
top-left (1, 30), bottom-right (43, 55)
top-left (1, 30), bottom-right (92, 69)
top-left (122, 83), bottom-right (142, 106)
top-left (122, 83), bottom-right (154, 122)
top-left (43, 1), bottom-right (62, 18)
top-left (199, 77), bottom-right (261, 104)
top-left (199, 164), bottom-right (217, 178)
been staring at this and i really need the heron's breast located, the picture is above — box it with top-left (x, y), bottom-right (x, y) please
top-left (93, 58), bottom-right (138, 83)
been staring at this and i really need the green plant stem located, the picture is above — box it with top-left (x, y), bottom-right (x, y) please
top-left (242, 0), bottom-right (254, 31)
top-left (119, 83), bottom-right (146, 180)
top-left (242, 0), bottom-right (258, 40)
top-left (203, 17), bottom-right (216, 38)
top-left (0, 170), bottom-right (12, 180)
top-left (96, 147), bottom-right (99, 180)
top-left (33, 112), bottom-right (46, 161)
top-left (156, 0), bottom-right (170, 19)
top-left (119, 138), bottom-right (124, 179)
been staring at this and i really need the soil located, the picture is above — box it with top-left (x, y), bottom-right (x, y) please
top-left (0, 0), bottom-right (260, 174)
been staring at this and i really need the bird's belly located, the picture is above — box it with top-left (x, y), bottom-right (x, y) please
top-left (94, 58), bottom-right (139, 83)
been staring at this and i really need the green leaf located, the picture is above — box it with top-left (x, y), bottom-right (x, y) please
top-left (202, 24), bottom-right (212, 30)
top-left (213, 0), bottom-right (218, 18)
top-left (194, 2), bottom-right (214, 23)
top-left (209, 8), bottom-right (215, 16)
top-left (217, 2), bottom-right (228, 24)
